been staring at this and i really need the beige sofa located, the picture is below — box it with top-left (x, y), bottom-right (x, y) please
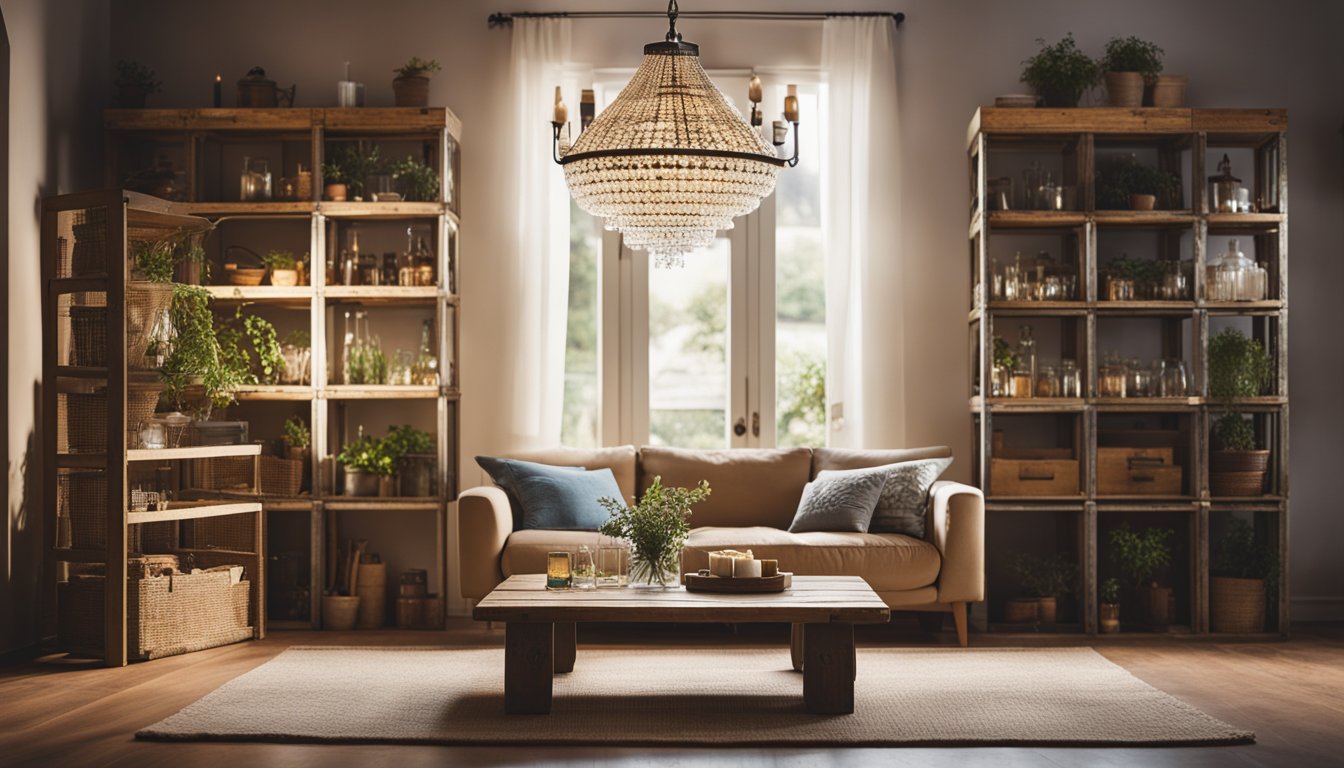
top-left (457, 445), bottom-right (984, 645)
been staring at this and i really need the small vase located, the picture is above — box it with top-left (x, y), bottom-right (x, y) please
top-left (629, 550), bottom-right (681, 589)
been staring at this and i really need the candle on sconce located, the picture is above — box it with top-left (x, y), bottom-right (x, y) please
top-left (748, 74), bottom-right (763, 104)
top-left (783, 84), bottom-right (799, 122)
top-left (772, 120), bottom-right (788, 146)
top-left (553, 85), bottom-right (568, 124)
top-left (213, 74), bottom-right (222, 108)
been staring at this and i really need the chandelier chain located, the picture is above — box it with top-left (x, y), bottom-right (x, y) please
top-left (665, 0), bottom-right (681, 42)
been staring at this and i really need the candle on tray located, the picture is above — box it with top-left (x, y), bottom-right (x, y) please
top-left (734, 559), bottom-right (762, 578)
top-left (760, 559), bottom-right (779, 577)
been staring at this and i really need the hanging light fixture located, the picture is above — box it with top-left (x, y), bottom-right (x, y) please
top-left (552, 0), bottom-right (798, 268)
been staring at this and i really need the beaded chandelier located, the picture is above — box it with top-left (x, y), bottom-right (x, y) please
top-left (554, 1), bottom-right (788, 268)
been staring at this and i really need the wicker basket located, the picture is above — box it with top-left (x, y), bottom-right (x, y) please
top-left (69, 305), bottom-right (109, 367)
top-left (191, 456), bottom-right (255, 491)
top-left (1210, 470), bottom-right (1266, 497)
top-left (1210, 450), bottom-right (1271, 474)
top-left (126, 281), bottom-right (175, 367)
top-left (63, 472), bottom-right (109, 549)
top-left (70, 208), bottom-right (108, 277)
top-left (1210, 576), bottom-right (1266, 633)
top-left (63, 382), bottom-right (163, 452)
top-left (260, 455), bottom-right (304, 496)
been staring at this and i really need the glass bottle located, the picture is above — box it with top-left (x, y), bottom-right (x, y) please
top-left (251, 158), bottom-right (272, 201)
top-left (1060, 359), bottom-right (1081, 398)
top-left (382, 252), bottom-right (398, 286)
top-left (573, 545), bottom-right (596, 590)
top-left (239, 155), bottom-right (254, 201)
top-left (414, 235), bottom-right (435, 286)
top-left (412, 319), bottom-right (439, 386)
top-left (1035, 364), bottom-right (1061, 397)
top-left (399, 226), bottom-right (416, 286)
top-left (1015, 325), bottom-right (1037, 397)
top-left (341, 310), bottom-right (356, 384)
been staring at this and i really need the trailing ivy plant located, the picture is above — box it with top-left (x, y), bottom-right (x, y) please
top-left (598, 476), bottom-right (710, 586)
top-left (1208, 328), bottom-right (1272, 399)
top-left (390, 155), bottom-right (440, 202)
top-left (1109, 523), bottom-right (1174, 591)
top-left (161, 284), bottom-right (250, 413)
top-left (238, 308), bottom-right (285, 385)
top-left (1212, 412), bottom-right (1257, 452)
top-left (1100, 36), bottom-right (1164, 81)
top-left (132, 238), bottom-right (176, 282)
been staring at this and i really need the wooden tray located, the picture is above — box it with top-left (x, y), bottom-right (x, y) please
top-left (683, 573), bottom-right (786, 594)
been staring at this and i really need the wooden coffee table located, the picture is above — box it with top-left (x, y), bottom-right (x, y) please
top-left (472, 574), bottom-right (890, 715)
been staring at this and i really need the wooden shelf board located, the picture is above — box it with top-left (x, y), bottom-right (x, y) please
top-left (128, 444), bottom-right (261, 462)
top-left (1206, 212), bottom-right (1286, 228)
top-left (234, 385), bottom-right (314, 401)
top-left (985, 301), bottom-right (1088, 315)
top-left (1095, 301), bottom-right (1195, 314)
top-left (986, 495), bottom-right (1088, 504)
top-left (985, 502), bottom-right (1086, 513)
top-left (55, 365), bottom-right (109, 379)
top-left (1094, 500), bottom-right (1201, 512)
top-left (1092, 211), bottom-right (1197, 226)
top-left (1208, 495), bottom-right (1287, 505)
top-left (323, 497), bottom-right (442, 512)
top-left (52, 548), bottom-right (109, 564)
top-left (323, 107), bottom-right (461, 138)
top-left (324, 385), bottom-right (440, 400)
top-left (318, 201), bottom-right (447, 219)
top-left (973, 107), bottom-right (1196, 138)
top-left (1092, 398), bottom-right (1201, 410)
top-left (203, 285), bottom-right (314, 305)
top-left (106, 108), bottom-right (316, 131)
top-left (56, 454), bottom-right (110, 469)
top-left (987, 211), bottom-right (1086, 228)
top-left (1193, 108), bottom-right (1287, 135)
top-left (181, 202), bottom-right (316, 216)
top-left (127, 501), bottom-right (262, 525)
top-left (323, 286), bottom-right (442, 303)
top-left (1202, 301), bottom-right (1284, 314)
top-left (1205, 397), bottom-right (1287, 410)
top-left (972, 397), bottom-right (1087, 413)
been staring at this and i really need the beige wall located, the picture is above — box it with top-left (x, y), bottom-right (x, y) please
top-left (0, 0), bottom-right (1326, 648)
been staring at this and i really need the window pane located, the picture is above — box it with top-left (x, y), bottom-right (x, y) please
top-left (648, 237), bottom-right (730, 448)
top-left (775, 86), bottom-right (826, 447)
top-left (561, 200), bottom-right (600, 448)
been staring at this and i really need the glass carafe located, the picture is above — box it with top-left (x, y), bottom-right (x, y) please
top-left (1060, 359), bottom-right (1081, 398)
top-left (1158, 358), bottom-right (1188, 398)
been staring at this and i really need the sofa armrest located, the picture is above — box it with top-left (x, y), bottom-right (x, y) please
top-left (456, 486), bottom-right (513, 601)
top-left (927, 480), bottom-right (985, 604)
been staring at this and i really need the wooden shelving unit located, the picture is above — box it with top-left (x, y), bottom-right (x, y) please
top-left (42, 191), bottom-right (266, 666)
top-left (105, 108), bottom-right (463, 629)
top-left (968, 107), bottom-right (1288, 638)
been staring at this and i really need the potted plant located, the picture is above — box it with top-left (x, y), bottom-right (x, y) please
top-left (1150, 73), bottom-right (1187, 108)
top-left (1006, 553), bottom-right (1045, 624)
top-left (160, 285), bottom-right (251, 418)
top-left (1020, 33), bottom-right (1101, 108)
top-left (598, 476), bottom-right (710, 587)
top-left (320, 160), bottom-right (349, 201)
top-left (1099, 36), bottom-right (1163, 108)
top-left (1208, 328), bottom-right (1272, 399)
top-left (1102, 254), bottom-right (1141, 301)
top-left (262, 249), bottom-right (303, 286)
top-left (1210, 517), bottom-right (1278, 633)
top-left (1210, 413), bottom-right (1270, 497)
top-left (326, 144), bottom-right (382, 202)
top-left (392, 57), bottom-right (441, 108)
top-left (337, 428), bottom-right (393, 497)
top-left (1097, 154), bottom-right (1182, 210)
top-left (1109, 523), bottom-right (1175, 628)
top-left (382, 424), bottom-right (436, 497)
top-left (389, 155), bottom-right (441, 202)
top-left (991, 336), bottom-right (1018, 397)
top-left (236, 308), bottom-right (285, 385)
top-left (1099, 577), bottom-right (1121, 633)
top-left (282, 416), bottom-right (310, 462)
top-left (115, 60), bottom-right (162, 108)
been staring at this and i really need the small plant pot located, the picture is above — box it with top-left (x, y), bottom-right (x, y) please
top-left (1210, 470), bottom-right (1267, 497)
top-left (343, 469), bottom-right (380, 497)
top-left (1036, 596), bottom-right (1058, 625)
top-left (117, 84), bottom-right (149, 108)
top-left (322, 595), bottom-right (361, 630)
top-left (1145, 585), bottom-right (1174, 627)
top-left (270, 268), bottom-right (299, 287)
top-left (393, 75), bottom-right (431, 107)
top-left (1148, 75), bottom-right (1187, 108)
top-left (324, 182), bottom-right (349, 202)
top-left (1104, 72), bottom-right (1145, 107)
top-left (1036, 84), bottom-right (1082, 109)
top-left (398, 454), bottom-right (436, 497)
top-left (1004, 598), bottom-right (1040, 624)
top-left (1210, 449), bottom-right (1270, 474)
top-left (1129, 193), bottom-right (1157, 211)
top-left (1210, 576), bottom-right (1266, 633)
top-left (1099, 603), bottom-right (1121, 633)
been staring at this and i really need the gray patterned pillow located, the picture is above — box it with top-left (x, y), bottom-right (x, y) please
top-left (787, 467), bottom-right (887, 533)
top-left (867, 457), bottom-right (953, 537)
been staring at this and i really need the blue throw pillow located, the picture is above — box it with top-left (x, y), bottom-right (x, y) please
top-left (787, 466), bottom-right (887, 533)
top-left (475, 456), bottom-right (618, 530)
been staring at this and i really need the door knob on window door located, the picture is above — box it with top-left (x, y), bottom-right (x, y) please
top-left (733, 417), bottom-right (747, 437)
top-left (752, 412), bottom-right (760, 437)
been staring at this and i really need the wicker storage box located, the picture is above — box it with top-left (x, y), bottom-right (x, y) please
top-left (58, 569), bottom-right (253, 660)
top-left (191, 456), bottom-right (255, 491)
top-left (62, 471), bottom-right (109, 549)
top-left (260, 455), bottom-right (304, 496)
top-left (62, 382), bottom-right (163, 452)
top-left (1210, 576), bottom-right (1267, 633)
top-left (991, 447), bottom-right (1079, 496)
top-left (1097, 447), bottom-right (1183, 496)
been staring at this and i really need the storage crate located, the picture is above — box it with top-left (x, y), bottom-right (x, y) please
top-left (1098, 447), bottom-right (1183, 496)
top-left (990, 448), bottom-right (1079, 496)
top-left (259, 455), bottom-right (304, 496)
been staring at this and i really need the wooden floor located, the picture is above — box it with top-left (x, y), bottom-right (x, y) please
top-left (2, 618), bottom-right (1341, 768)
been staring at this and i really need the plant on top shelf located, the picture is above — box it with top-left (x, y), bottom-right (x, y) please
top-left (1097, 153), bottom-right (1182, 211)
top-left (599, 476), bottom-right (710, 587)
top-left (1208, 328), bottom-right (1272, 399)
top-left (1210, 517), bottom-right (1279, 633)
top-left (1099, 36), bottom-right (1164, 107)
top-left (1019, 33), bottom-right (1101, 108)
top-left (1109, 523), bottom-right (1176, 627)
top-left (390, 155), bottom-right (441, 202)
top-left (115, 60), bottom-right (162, 108)
top-left (393, 57), bottom-right (442, 107)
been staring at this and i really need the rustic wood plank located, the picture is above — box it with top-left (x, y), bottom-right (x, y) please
top-left (504, 622), bottom-right (553, 714)
top-left (803, 623), bottom-right (856, 714)
top-left (1192, 108), bottom-right (1287, 135)
top-left (976, 107), bottom-right (1192, 135)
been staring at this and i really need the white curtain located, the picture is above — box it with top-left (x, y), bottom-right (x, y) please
top-left (822, 16), bottom-right (902, 449)
top-left (504, 18), bottom-right (574, 448)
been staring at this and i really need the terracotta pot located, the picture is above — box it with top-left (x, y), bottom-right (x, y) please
top-left (270, 268), bottom-right (299, 287)
top-left (1104, 72), bottom-right (1145, 107)
top-left (1037, 596), bottom-right (1058, 625)
top-left (1149, 75), bottom-right (1187, 108)
top-left (1210, 576), bottom-right (1266, 633)
top-left (1146, 585), bottom-right (1174, 627)
top-left (1004, 598), bottom-right (1040, 624)
top-left (324, 182), bottom-right (348, 202)
top-left (1099, 603), bottom-right (1121, 633)
top-left (393, 76), bottom-right (430, 107)
top-left (1130, 193), bottom-right (1157, 211)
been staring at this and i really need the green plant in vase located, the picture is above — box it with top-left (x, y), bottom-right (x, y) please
top-left (1210, 517), bottom-right (1280, 633)
top-left (392, 57), bottom-right (442, 107)
top-left (1020, 33), bottom-right (1101, 108)
top-left (1109, 523), bottom-right (1175, 627)
top-left (1208, 328), bottom-right (1272, 399)
top-left (1099, 576), bottom-right (1121, 633)
top-left (337, 427), bottom-right (394, 496)
top-left (599, 476), bottom-right (710, 587)
top-left (390, 155), bottom-right (441, 202)
top-left (328, 144), bottom-right (382, 200)
top-left (1210, 411), bottom-right (1271, 497)
top-left (1097, 154), bottom-right (1182, 210)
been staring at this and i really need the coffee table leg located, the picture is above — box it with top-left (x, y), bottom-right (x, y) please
top-left (505, 621), bottom-right (553, 714)
top-left (802, 623), bottom-right (856, 714)
top-left (790, 622), bottom-right (804, 672)
top-left (554, 621), bottom-right (576, 673)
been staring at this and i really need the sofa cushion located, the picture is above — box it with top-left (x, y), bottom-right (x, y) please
top-left (514, 467), bottom-right (624, 530)
top-left (506, 445), bottom-right (638, 502)
top-left (787, 468), bottom-right (887, 533)
top-left (475, 456), bottom-right (585, 528)
top-left (639, 446), bottom-right (812, 529)
top-left (684, 526), bottom-right (941, 592)
top-left (502, 529), bottom-right (608, 577)
top-left (869, 457), bottom-right (953, 537)
top-left (811, 446), bottom-right (951, 477)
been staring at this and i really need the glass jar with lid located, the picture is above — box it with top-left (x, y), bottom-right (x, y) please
top-left (1207, 239), bottom-right (1267, 301)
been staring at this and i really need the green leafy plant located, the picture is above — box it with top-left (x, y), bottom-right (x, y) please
top-left (115, 60), bottom-right (162, 93)
top-left (239, 309), bottom-right (284, 384)
top-left (161, 284), bottom-right (251, 412)
top-left (1212, 518), bottom-right (1279, 590)
top-left (1208, 328), bottom-right (1272, 399)
top-left (132, 239), bottom-right (175, 282)
top-left (1011, 552), bottom-right (1075, 598)
top-left (1212, 412), bottom-right (1257, 452)
top-left (394, 57), bottom-right (442, 79)
top-left (282, 329), bottom-right (311, 349)
top-left (381, 424), bottom-right (434, 462)
top-left (598, 476), bottom-right (711, 586)
top-left (1100, 577), bottom-right (1121, 604)
top-left (992, 336), bottom-right (1018, 370)
top-left (326, 144), bottom-right (382, 197)
top-left (390, 155), bottom-right (441, 202)
top-left (1100, 36), bottom-right (1164, 80)
top-left (320, 159), bottom-right (348, 186)
top-left (261, 250), bottom-right (298, 270)
top-left (1097, 154), bottom-right (1182, 209)
top-left (337, 431), bottom-right (395, 476)
top-left (1109, 523), bottom-right (1174, 591)
top-left (1020, 33), bottom-right (1101, 107)
top-left (282, 416), bottom-right (311, 450)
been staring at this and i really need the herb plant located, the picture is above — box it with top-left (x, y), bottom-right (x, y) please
top-left (337, 431), bottom-right (394, 476)
top-left (1100, 36), bottom-right (1164, 80)
top-left (1212, 412), bottom-right (1257, 452)
top-left (239, 309), bottom-right (285, 384)
top-left (1208, 328), bottom-right (1272, 399)
top-left (394, 57), bottom-right (442, 79)
top-left (1109, 523), bottom-right (1174, 591)
top-left (993, 336), bottom-right (1018, 370)
top-left (390, 155), bottom-right (440, 202)
top-left (283, 416), bottom-right (311, 450)
top-left (262, 250), bottom-right (298, 270)
top-left (283, 329), bottom-right (311, 349)
top-left (132, 239), bottom-right (176, 282)
top-left (598, 476), bottom-right (711, 586)
top-left (382, 424), bottom-right (434, 462)
top-left (1011, 552), bottom-right (1075, 598)
top-left (1100, 577), bottom-right (1121, 605)
top-left (1097, 154), bottom-right (1182, 209)
top-left (1211, 518), bottom-right (1278, 589)
top-left (1020, 33), bottom-right (1101, 107)
top-left (327, 144), bottom-right (382, 198)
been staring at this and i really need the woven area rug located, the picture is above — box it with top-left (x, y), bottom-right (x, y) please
top-left (137, 646), bottom-right (1253, 747)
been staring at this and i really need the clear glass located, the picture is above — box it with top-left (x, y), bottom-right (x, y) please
top-left (572, 546), bottom-right (596, 590)
top-left (774, 84), bottom-right (826, 448)
top-left (1159, 358), bottom-right (1188, 397)
top-left (1060, 359), bottom-right (1081, 398)
top-left (648, 235), bottom-right (730, 448)
top-left (546, 551), bottom-right (572, 590)
top-left (1016, 325), bottom-right (1037, 395)
top-left (1035, 364), bottom-right (1061, 397)
top-left (596, 540), bottom-right (629, 588)
top-left (562, 200), bottom-right (602, 448)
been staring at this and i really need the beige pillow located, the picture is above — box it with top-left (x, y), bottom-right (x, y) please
top-left (638, 446), bottom-right (812, 529)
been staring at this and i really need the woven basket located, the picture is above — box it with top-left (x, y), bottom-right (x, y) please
top-left (1210, 576), bottom-right (1266, 633)
top-left (1210, 450), bottom-right (1270, 474)
top-left (126, 281), bottom-right (175, 367)
top-left (260, 455), bottom-right (304, 496)
top-left (192, 456), bottom-right (255, 491)
top-left (63, 383), bottom-right (163, 452)
top-left (63, 472), bottom-right (108, 549)
top-left (1210, 470), bottom-right (1266, 497)
top-left (70, 212), bottom-right (108, 276)
top-left (69, 305), bottom-right (109, 367)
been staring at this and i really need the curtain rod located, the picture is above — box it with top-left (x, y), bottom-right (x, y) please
top-left (487, 10), bottom-right (904, 28)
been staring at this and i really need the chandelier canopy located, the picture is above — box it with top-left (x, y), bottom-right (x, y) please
top-left (557, 2), bottom-right (786, 267)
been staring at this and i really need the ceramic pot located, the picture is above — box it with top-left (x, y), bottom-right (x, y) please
top-left (393, 76), bottom-right (430, 107)
top-left (1037, 84), bottom-right (1082, 109)
top-left (1037, 596), bottom-right (1058, 624)
top-left (1149, 75), bottom-right (1187, 107)
top-left (321, 595), bottom-right (360, 630)
top-left (1130, 193), bottom-right (1157, 211)
top-left (1004, 598), bottom-right (1040, 623)
top-left (343, 469), bottom-right (379, 497)
top-left (1104, 72), bottom-right (1145, 107)
top-left (270, 268), bottom-right (299, 287)
top-left (325, 182), bottom-right (348, 202)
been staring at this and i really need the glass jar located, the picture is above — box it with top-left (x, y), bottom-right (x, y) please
top-left (991, 364), bottom-right (1012, 397)
top-left (1159, 261), bottom-right (1189, 300)
top-left (573, 546), bottom-right (596, 590)
top-left (596, 540), bottom-right (629, 588)
top-left (1127, 358), bottom-right (1151, 398)
top-left (1107, 276), bottom-right (1136, 301)
top-left (1035, 364), bottom-right (1061, 397)
top-left (1158, 358), bottom-right (1188, 398)
top-left (546, 551), bottom-right (572, 590)
top-left (1208, 239), bottom-right (1266, 301)
top-left (988, 177), bottom-right (1013, 211)
top-left (1016, 325), bottom-right (1037, 394)
top-left (1208, 153), bottom-right (1241, 214)
top-left (1060, 359), bottom-right (1081, 398)
top-left (1003, 253), bottom-right (1023, 301)
top-left (1099, 355), bottom-right (1128, 398)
